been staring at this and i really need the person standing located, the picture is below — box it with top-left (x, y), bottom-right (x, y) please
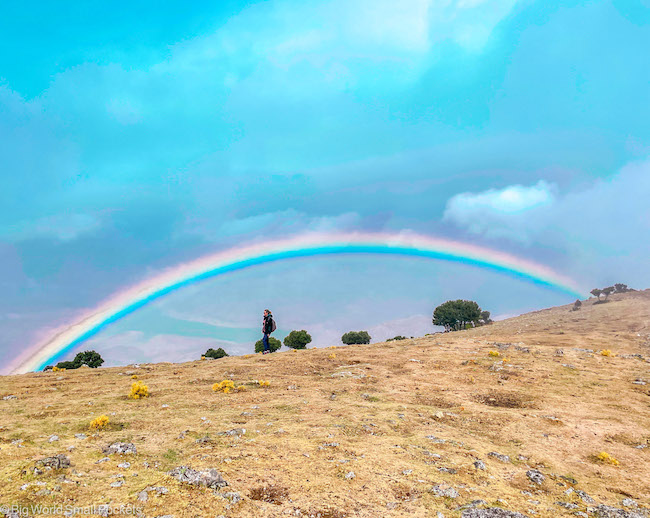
top-left (262, 309), bottom-right (276, 354)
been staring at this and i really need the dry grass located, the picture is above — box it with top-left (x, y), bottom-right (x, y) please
top-left (0, 290), bottom-right (649, 517)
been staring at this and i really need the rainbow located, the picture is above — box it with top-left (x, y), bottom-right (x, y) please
top-left (8, 232), bottom-right (586, 374)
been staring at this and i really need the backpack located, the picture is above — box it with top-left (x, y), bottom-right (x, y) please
top-left (270, 317), bottom-right (277, 333)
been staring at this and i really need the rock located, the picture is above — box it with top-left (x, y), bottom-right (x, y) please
top-left (526, 470), bottom-right (545, 485)
top-left (622, 499), bottom-right (638, 508)
top-left (321, 442), bottom-right (339, 448)
top-left (195, 436), bottom-right (212, 444)
top-left (103, 442), bottom-right (137, 455)
top-left (96, 457), bottom-right (110, 464)
top-left (345, 471), bottom-right (355, 480)
top-left (219, 428), bottom-right (246, 437)
top-left (556, 502), bottom-right (579, 509)
top-left (435, 411), bottom-right (445, 419)
top-left (488, 452), bottom-right (511, 463)
top-left (403, 469), bottom-right (413, 475)
top-left (632, 380), bottom-right (646, 385)
top-left (36, 454), bottom-right (71, 470)
top-left (386, 502), bottom-right (398, 510)
top-left (110, 480), bottom-right (124, 488)
top-left (575, 490), bottom-right (595, 504)
top-left (168, 466), bottom-right (228, 489)
top-left (474, 460), bottom-right (486, 470)
top-left (430, 484), bottom-right (459, 498)
top-left (162, 404), bottom-right (170, 408)
top-left (594, 505), bottom-right (647, 518)
top-left (75, 434), bottom-right (87, 440)
top-left (555, 349), bottom-right (564, 356)
top-left (3, 395), bottom-right (17, 400)
top-left (35, 488), bottom-right (52, 496)
top-left (219, 491), bottom-right (242, 505)
top-left (461, 509), bottom-right (530, 518)
top-left (49, 435), bottom-right (59, 442)
top-left (426, 435), bottom-right (446, 444)
top-left (438, 467), bottom-right (457, 474)
top-left (137, 491), bottom-right (148, 502)
top-left (118, 462), bottom-right (131, 469)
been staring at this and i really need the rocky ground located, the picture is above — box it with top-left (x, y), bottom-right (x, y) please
top-left (1, 290), bottom-right (649, 517)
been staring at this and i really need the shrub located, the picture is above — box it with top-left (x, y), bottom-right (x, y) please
top-left (259, 380), bottom-right (270, 388)
top-left (204, 347), bottom-right (228, 359)
top-left (254, 337), bottom-right (282, 353)
top-left (328, 353), bottom-right (336, 359)
top-left (488, 350), bottom-right (500, 357)
top-left (55, 350), bottom-right (104, 370)
top-left (89, 415), bottom-right (110, 430)
top-left (212, 379), bottom-right (246, 393)
top-left (572, 299), bottom-right (582, 311)
top-left (52, 366), bottom-right (65, 372)
top-left (596, 451), bottom-right (619, 466)
top-left (131, 374), bottom-right (138, 379)
top-left (128, 381), bottom-right (149, 399)
top-left (341, 331), bottom-right (371, 345)
top-left (283, 330), bottom-right (312, 350)
top-left (386, 336), bottom-right (407, 342)
top-left (600, 349), bottom-right (614, 357)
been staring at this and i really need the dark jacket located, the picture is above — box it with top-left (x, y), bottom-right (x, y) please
top-left (263, 313), bottom-right (274, 334)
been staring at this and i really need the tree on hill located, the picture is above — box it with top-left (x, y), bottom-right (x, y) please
top-left (614, 283), bottom-right (629, 293)
top-left (204, 347), bottom-right (228, 359)
top-left (602, 286), bottom-right (615, 300)
top-left (572, 299), bottom-right (582, 311)
top-left (55, 350), bottom-right (104, 370)
top-left (386, 335), bottom-right (408, 341)
top-left (341, 331), bottom-right (371, 345)
top-left (433, 300), bottom-right (482, 332)
top-left (254, 337), bottom-right (282, 353)
top-left (590, 288), bottom-right (603, 300)
top-left (283, 330), bottom-right (312, 350)
top-left (479, 310), bottom-right (492, 325)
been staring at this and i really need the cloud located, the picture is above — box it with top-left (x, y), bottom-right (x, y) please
top-left (443, 180), bottom-right (556, 241)
top-left (2, 213), bottom-right (102, 242)
top-left (442, 158), bottom-right (650, 285)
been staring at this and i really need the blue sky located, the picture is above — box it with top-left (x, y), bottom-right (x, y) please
top-left (1, 0), bottom-right (649, 369)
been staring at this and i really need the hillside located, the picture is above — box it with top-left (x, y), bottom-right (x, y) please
top-left (1, 291), bottom-right (649, 518)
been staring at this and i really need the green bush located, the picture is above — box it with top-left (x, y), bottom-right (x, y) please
top-left (432, 300), bottom-right (482, 332)
top-left (341, 331), bottom-right (371, 345)
top-left (204, 347), bottom-right (228, 359)
top-left (55, 350), bottom-right (104, 370)
top-left (255, 337), bottom-right (282, 353)
top-left (283, 330), bottom-right (312, 349)
top-left (386, 335), bottom-right (407, 341)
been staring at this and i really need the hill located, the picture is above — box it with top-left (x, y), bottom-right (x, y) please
top-left (1, 291), bottom-right (649, 517)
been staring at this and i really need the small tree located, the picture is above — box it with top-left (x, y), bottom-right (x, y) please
top-left (479, 310), bottom-right (492, 325)
top-left (614, 283), bottom-right (628, 293)
top-left (73, 350), bottom-right (104, 368)
top-left (433, 300), bottom-right (482, 331)
top-left (572, 299), bottom-right (582, 311)
top-left (254, 337), bottom-right (282, 353)
top-left (602, 286), bottom-right (615, 300)
top-left (283, 330), bottom-right (312, 350)
top-left (590, 288), bottom-right (602, 300)
top-left (386, 335), bottom-right (407, 341)
top-left (341, 331), bottom-right (371, 345)
top-left (204, 347), bottom-right (228, 359)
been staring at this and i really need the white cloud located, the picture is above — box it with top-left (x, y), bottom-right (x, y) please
top-left (443, 180), bottom-right (555, 241)
top-left (442, 158), bottom-right (650, 285)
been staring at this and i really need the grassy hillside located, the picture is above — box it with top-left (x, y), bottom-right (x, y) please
top-left (1, 291), bottom-right (649, 517)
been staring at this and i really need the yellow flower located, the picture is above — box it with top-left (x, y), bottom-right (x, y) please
top-left (89, 415), bottom-right (110, 429)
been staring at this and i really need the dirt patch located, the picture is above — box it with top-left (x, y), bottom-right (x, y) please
top-left (248, 484), bottom-right (289, 504)
top-left (474, 391), bottom-right (534, 408)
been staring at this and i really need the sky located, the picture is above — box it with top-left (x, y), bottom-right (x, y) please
top-left (1, 0), bottom-right (649, 371)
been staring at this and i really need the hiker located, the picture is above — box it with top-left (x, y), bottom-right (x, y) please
top-left (262, 309), bottom-right (276, 354)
